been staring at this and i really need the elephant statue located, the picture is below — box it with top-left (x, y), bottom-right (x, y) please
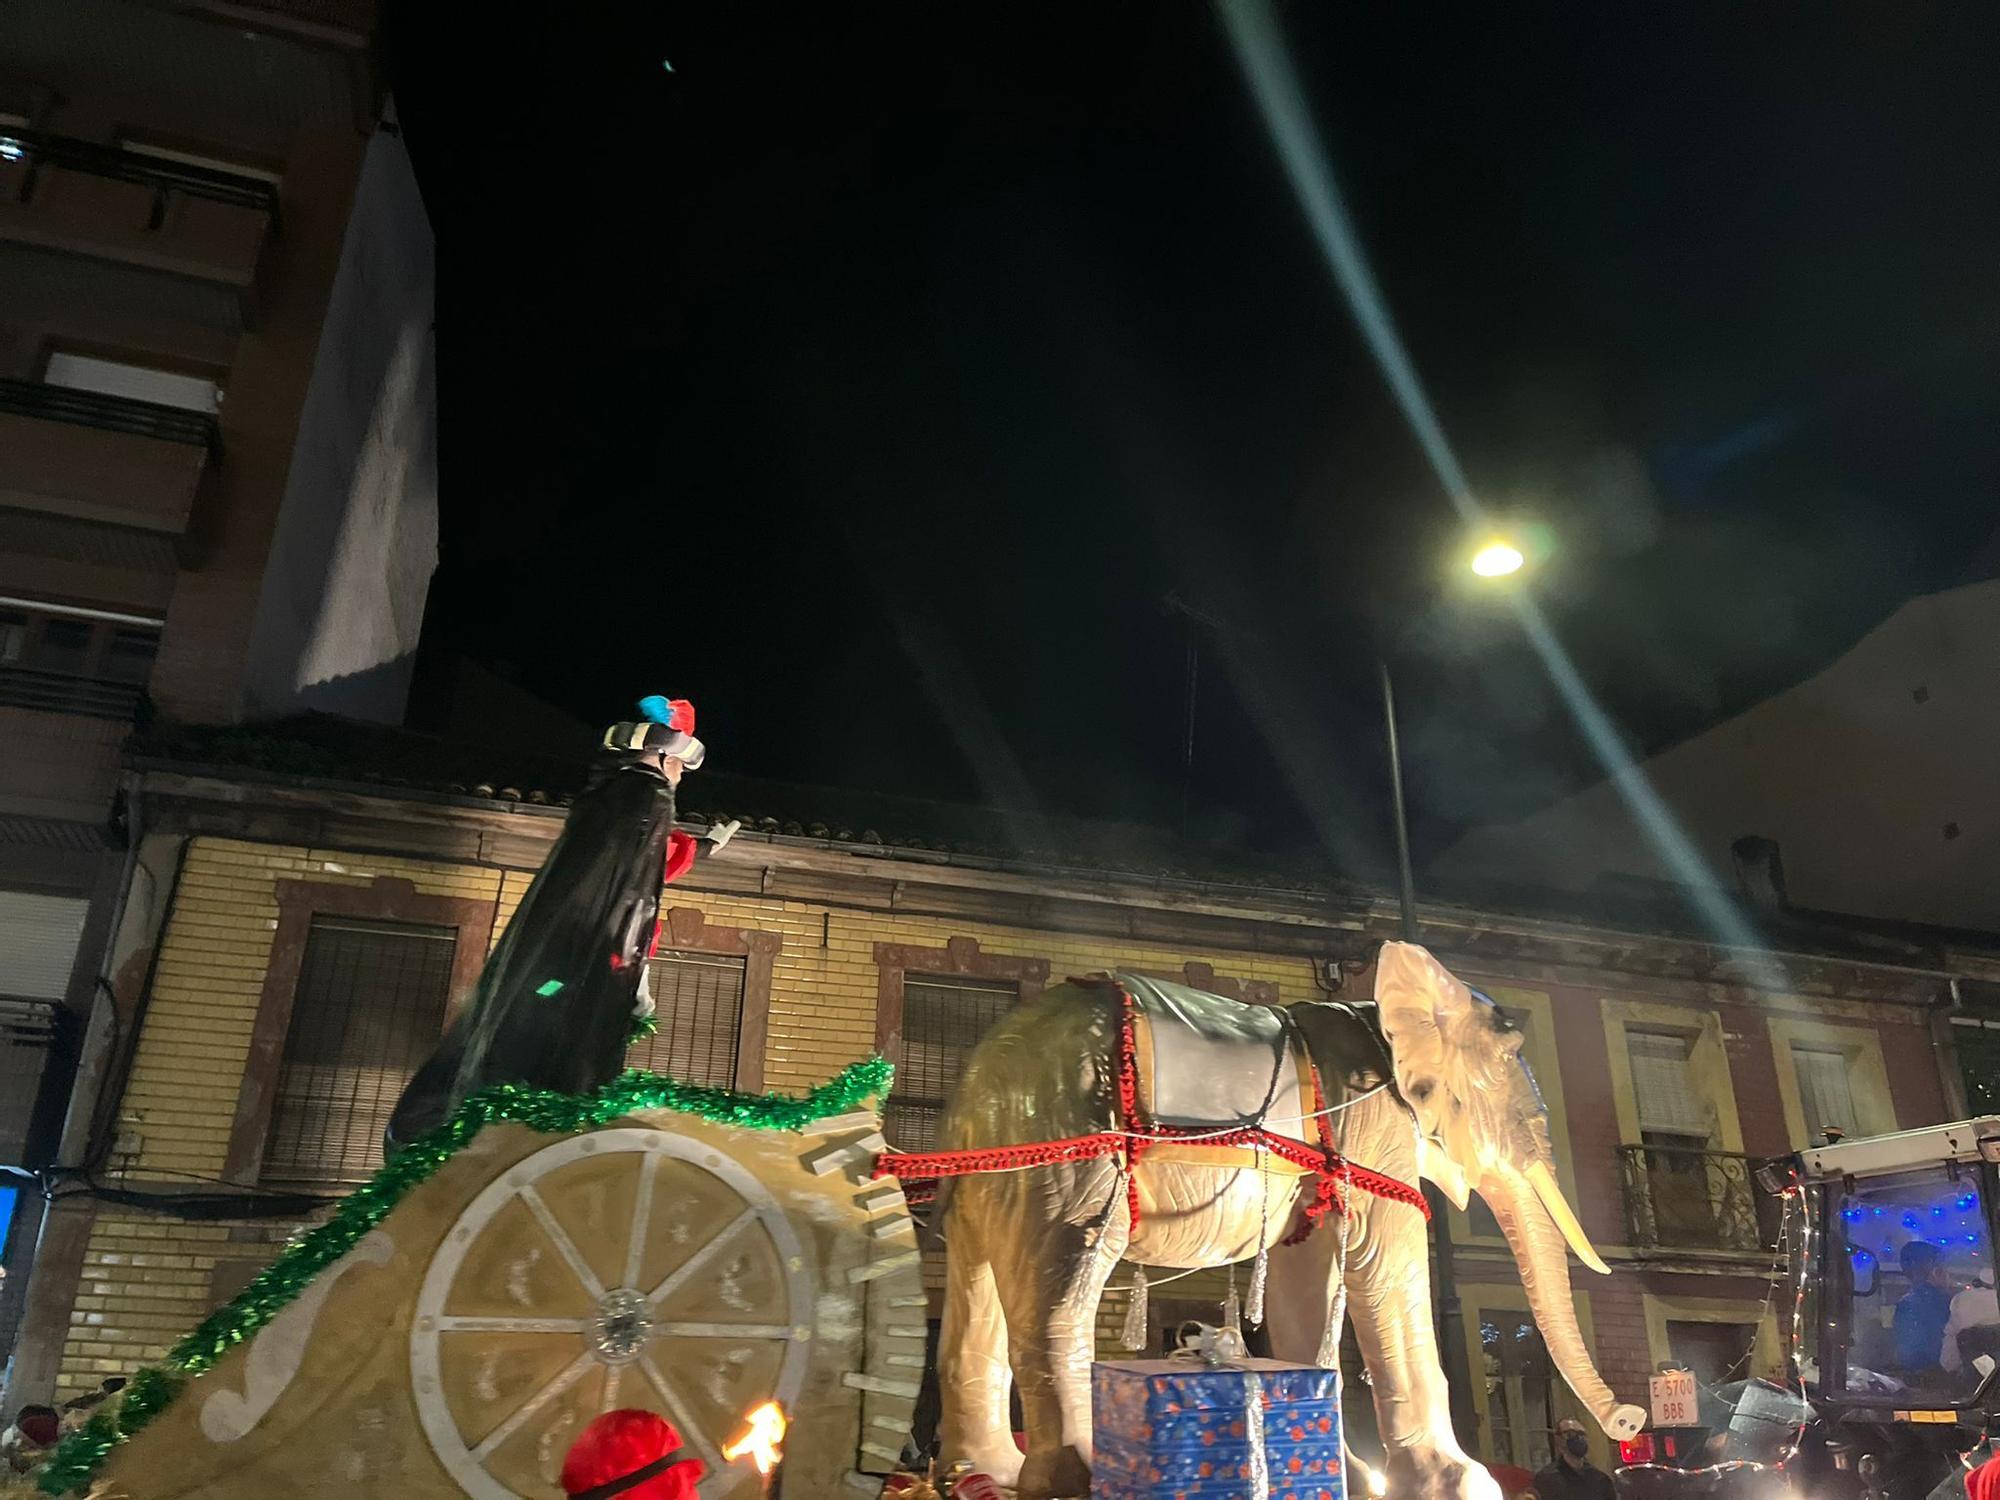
top-left (931, 939), bottom-right (1644, 1500)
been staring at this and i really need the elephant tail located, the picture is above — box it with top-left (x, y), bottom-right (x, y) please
top-left (918, 1178), bottom-right (955, 1256)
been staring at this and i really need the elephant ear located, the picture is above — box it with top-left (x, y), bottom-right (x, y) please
top-left (1374, 941), bottom-right (1506, 1190)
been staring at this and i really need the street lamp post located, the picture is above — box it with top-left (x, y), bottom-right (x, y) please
top-left (1377, 657), bottom-right (1419, 942)
top-left (1378, 534), bottom-right (1526, 1452)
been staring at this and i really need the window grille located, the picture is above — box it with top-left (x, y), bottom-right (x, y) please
top-left (629, 951), bottom-right (746, 1089)
top-left (887, 976), bottom-right (1019, 1153)
top-left (261, 917), bottom-right (455, 1185)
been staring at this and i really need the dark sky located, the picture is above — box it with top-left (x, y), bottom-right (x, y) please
top-left (389, 4), bottom-right (2000, 881)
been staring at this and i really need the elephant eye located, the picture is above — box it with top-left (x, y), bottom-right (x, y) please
top-left (1409, 1079), bottom-right (1435, 1103)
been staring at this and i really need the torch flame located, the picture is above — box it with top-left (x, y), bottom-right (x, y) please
top-left (723, 1401), bottom-right (787, 1474)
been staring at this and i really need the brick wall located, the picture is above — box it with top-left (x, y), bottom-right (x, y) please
top-left (53, 833), bottom-right (1951, 1407)
top-left (57, 836), bottom-right (500, 1386)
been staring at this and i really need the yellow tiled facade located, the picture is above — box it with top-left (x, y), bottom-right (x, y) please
top-left (57, 836), bottom-right (1302, 1387)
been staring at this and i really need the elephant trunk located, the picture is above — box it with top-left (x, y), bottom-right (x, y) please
top-left (1486, 1175), bottom-right (1645, 1441)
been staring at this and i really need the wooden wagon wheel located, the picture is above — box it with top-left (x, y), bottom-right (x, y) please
top-left (410, 1126), bottom-right (815, 1499)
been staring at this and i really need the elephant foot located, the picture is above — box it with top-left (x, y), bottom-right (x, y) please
top-left (939, 1441), bottom-right (1024, 1492)
top-left (1388, 1445), bottom-right (1504, 1500)
top-left (1017, 1444), bottom-right (1092, 1500)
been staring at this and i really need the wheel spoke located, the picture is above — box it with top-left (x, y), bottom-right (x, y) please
top-left (601, 1363), bottom-right (621, 1410)
top-left (645, 1206), bottom-right (755, 1307)
top-left (471, 1348), bottom-right (596, 1461)
top-left (639, 1353), bottom-right (725, 1477)
top-left (655, 1322), bottom-right (791, 1339)
top-left (624, 1150), bottom-right (660, 1289)
top-left (520, 1184), bottom-right (607, 1300)
top-left (437, 1316), bottom-right (589, 1334)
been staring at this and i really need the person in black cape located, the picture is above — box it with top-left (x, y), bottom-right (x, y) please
top-left (385, 697), bottom-right (737, 1154)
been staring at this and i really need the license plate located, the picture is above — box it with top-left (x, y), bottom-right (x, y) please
top-left (1649, 1370), bottom-right (1698, 1429)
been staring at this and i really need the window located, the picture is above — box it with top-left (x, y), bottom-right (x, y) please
top-left (1667, 1320), bottom-right (1756, 1391)
top-left (629, 950), bottom-right (747, 1089)
top-left (34, 618), bottom-right (91, 676)
top-left (260, 917), bottom-right (455, 1184)
top-left (0, 611), bottom-right (25, 663)
top-left (886, 976), bottom-right (1019, 1153)
top-left (43, 351), bottom-right (223, 414)
top-left (1792, 1045), bottom-right (1861, 1143)
top-left (100, 627), bottom-right (159, 685)
top-left (1826, 1164), bottom-right (1993, 1402)
top-left (1479, 1311), bottom-right (1553, 1468)
top-left (0, 889), bottom-right (90, 1002)
top-left (1628, 1030), bottom-right (1712, 1143)
top-left (1628, 1029), bottom-right (1724, 1247)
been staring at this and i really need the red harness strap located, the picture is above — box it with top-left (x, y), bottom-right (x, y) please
top-left (873, 979), bottom-right (1429, 1233)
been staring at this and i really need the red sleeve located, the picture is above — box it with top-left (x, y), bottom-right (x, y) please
top-left (662, 830), bottom-right (699, 886)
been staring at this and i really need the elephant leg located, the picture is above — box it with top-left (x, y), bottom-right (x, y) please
top-left (1266, 1213), bottom-right (1340, 1367)
top-left (989, 1165), bottom-right (1125, 1500)
top-left (1320, 1091), bottom-right (1497, 1500)
top-left (937, 1187), bottom-right (1023, 1485)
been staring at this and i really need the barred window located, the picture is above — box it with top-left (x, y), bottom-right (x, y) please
top-left (887, 976), bottom-right (1018, 1153)
top-left (630, 951), bottom-right (746, 1089)
top-left (261, 917), bottom-right (455, 1184)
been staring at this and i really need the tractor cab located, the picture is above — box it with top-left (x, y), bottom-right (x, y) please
top-left (1617, 1119), bottom-right (2000, 1500)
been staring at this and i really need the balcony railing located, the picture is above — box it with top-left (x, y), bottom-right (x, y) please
top-left (0, 665), bottom-right (146, 721)
top-left (1618, 1143), bottom-right (1782, 1257)
top-left (3, 130), bottom-right (279, 221)
top-left (0, 378), bottom-right (221, 453)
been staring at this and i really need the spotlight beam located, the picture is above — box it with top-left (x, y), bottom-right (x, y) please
top-left (1217, 0), bottom-right (1781, 983)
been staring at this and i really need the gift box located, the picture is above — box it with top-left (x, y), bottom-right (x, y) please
top-left (1092, 1357), bottom-right (1343, 1500)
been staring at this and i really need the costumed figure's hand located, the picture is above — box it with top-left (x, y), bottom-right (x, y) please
top-left (705, 817), bottom-right (742, 852)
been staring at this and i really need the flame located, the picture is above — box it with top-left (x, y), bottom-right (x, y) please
top-left (723, 1401), bottom-right (787, 1474)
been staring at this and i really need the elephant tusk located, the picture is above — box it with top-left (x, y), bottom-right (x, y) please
top-left (1417, 1136), bottom-right (1470, 1212)
top-left (1525, 1160), bottom-right (1611, 1275)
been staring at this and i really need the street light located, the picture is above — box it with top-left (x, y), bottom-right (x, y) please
top-left (1470, 539), bottom-right (1525, 578)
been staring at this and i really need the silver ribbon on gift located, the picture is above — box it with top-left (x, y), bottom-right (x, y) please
top-left (1244, 1368), bottom-right (1269, 1500)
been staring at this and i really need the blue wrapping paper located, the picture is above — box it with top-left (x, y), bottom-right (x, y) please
top-left (1092, 1358), bottom-right (1344, 1500)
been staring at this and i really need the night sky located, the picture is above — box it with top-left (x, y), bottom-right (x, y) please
top-left (389, 4), bottom-right (2000, 881)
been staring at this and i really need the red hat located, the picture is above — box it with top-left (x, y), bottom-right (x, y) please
top-left (561, 1410), bottom-right (704, 1500)
top-left (1966, 1452), bottom-right (2000, 1500)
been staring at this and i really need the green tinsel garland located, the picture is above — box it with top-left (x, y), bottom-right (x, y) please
top-left (32, 1413), bottom-right (117, 1498)
top-left (35, 1056), bottom-right (891, 1496)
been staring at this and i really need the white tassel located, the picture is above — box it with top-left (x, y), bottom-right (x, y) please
top-left (1122, 1266), bottom-right (1149, 1351)
top-left (1223, 1263), bottom-right (1242, 1336)
top-left (1315, 1306), bottom-right (1340, 1370)
top-left (1246, 1243), bottom-right (1268, 1327)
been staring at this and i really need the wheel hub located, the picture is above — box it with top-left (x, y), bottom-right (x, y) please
top-left (591, 1287), bottom-right (655, 1364)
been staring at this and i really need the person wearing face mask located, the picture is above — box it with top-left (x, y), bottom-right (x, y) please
top-left (1532, 1418), bottom-right (1615, 1500)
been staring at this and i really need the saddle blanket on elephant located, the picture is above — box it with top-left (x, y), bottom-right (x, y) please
top-left (1118, 973), bottom-right (1319, 1167)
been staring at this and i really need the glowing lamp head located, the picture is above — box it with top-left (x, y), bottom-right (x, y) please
top-left (1470, 540), bottom-right (1525, 578)
top-left (723, 1402), bottom-right (787, 1474)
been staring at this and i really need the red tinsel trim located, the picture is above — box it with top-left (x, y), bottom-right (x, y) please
top-left (1116, 985), bottom-right (1146, 1232)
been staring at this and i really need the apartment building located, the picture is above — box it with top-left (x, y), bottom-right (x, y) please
top-left (0, 0), bottom-right (436, 1380)
top-left (4, 714), bottom-right (1982, 1473)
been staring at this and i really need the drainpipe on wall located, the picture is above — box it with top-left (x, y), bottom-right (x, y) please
top-left (5, 776), bottom-right (185, 1405)
top-left (1932, 979), bottom-right (1971, 1122)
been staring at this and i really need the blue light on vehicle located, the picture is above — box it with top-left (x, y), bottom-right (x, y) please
top-left (1960, 1194), bottom-right (1979, 1211)
top-left (1904, 1212), bottom-right (1924, 1230)
top-left (1843, 1207), bottom-right (1865, 1222)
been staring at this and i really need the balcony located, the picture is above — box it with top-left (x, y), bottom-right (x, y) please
top-left (0, 130), bottom-right (277, 286)
top-left (1617, 1143), bottom-right (1783, 1260)
top-left (0, 378), bottom-right (217, 535)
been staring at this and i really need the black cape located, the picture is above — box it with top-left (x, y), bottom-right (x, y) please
top-left (385, 755), bottom-right (678, 1153)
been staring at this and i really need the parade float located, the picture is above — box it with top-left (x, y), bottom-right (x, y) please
top-left (19, 698), bottom-right (1649, 1500)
